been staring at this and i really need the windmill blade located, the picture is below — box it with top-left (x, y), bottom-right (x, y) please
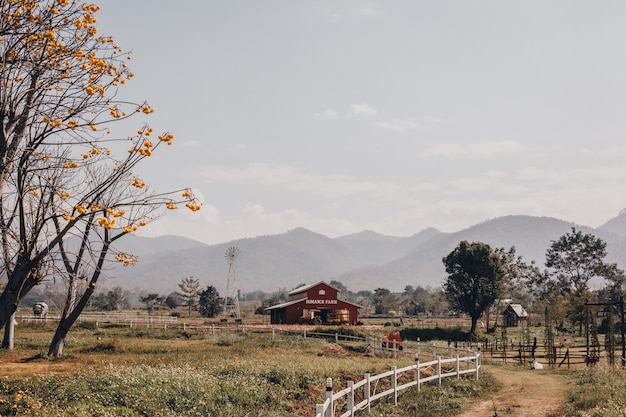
top-left (225, 246), bottom-right (241, 265)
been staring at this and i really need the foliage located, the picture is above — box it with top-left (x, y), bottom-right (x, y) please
top-left (90, 287), bottom-right (130, 311)
top-left (400, 326), bottom-right (471, 342)
top-left (0, 0), bottom-right (201, 354)
top-left (545, 228), bottom-right (624, 294)
top-left (198, 285), bottom-right (221, 318)
top-left (442, 241), bottom-right (507, 335)
top-left (373, 287), bottom-right (397, 314)
top-left (177, 277), bottom-right (200, 317)
top-left (532, 228), bottom-right (625, 336)
top-left (559, 368), bottom-right (626, 417)
top-left (140, 293), bottom-right (165, 316)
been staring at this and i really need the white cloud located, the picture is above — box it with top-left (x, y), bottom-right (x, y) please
top-left (351, 103), bottom-right (378, 118)
top-left (371, 118), bottom-right (421, 132)
top-left (469, 141), bottom-right (524, 158)
top-left (424, 143), bottom-right (465, 158)
top-left (314, 109), bottom-right (340, 120)
top-left (424, 141), bottom-right (524, 159)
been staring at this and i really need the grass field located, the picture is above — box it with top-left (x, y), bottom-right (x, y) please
top-left (1, 313), bottom-right (625, 416)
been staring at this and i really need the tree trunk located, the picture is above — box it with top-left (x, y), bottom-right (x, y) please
top-left (470, 316), bottom-right (478, 335)
top-left (0, 289), bottom-right (20, 331)
top-left (48, 321), bottom-right (69, 357)
top-left (48, 286), bottom-right (96, 357)
top-left (1, 312), bottom-right (15, 349)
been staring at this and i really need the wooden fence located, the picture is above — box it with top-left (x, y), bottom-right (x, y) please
top-left (315, 341), bottom-right (482, 417)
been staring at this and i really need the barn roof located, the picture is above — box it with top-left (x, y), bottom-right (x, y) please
top-left (265, 298), bottom-right (306, 310)
top-left (288, 281), bottom-right (340, 296)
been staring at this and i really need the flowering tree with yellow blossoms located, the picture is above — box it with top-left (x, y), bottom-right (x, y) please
top-left (0, 0), bottom-right (201, 353)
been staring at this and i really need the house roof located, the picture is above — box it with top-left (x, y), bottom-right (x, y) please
top-left (506, 303), bottom-right (529, 318)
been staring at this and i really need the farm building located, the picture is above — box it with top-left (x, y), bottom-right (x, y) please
top-left (266, 281), bottom-right (360, 325)
top-left (503, 303), bottom-right (529, 327)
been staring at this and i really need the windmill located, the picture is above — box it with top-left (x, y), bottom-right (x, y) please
top-left (222, 246), bottom-right (242, 321)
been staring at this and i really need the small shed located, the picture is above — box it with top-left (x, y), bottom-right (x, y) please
top-left (266, 281), bottom-right (360, 325)
top-left (503, 303), bottom-right (528, 327)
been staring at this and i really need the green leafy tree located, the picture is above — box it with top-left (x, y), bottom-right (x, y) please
top-left (372, 288), bottom-right (396, 315)
top-left (140, 293), bottom-right (165, 316)
top-left (178, 277), bottom-right (201, 317)
top-left (91, 287), bottom-right (129, 311)
top-left (545, 228), bottom-right (623, 293)
top-left (442, 241), bottom-right (506, 335)
top-left (198, 286), bottom-right (222, 318)
top-left (542, 228), bottom-right (624, 333)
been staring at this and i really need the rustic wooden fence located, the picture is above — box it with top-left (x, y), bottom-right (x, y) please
top-left (314, 342), bottom-right (482, 417)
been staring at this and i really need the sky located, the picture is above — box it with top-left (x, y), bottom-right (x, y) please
top-left (95, 1), bottom-right (626, 245)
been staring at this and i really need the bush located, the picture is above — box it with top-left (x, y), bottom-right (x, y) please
top-left (400, 326), bottom-right (470, 342)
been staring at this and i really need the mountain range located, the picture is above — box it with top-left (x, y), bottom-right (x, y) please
top-left (100, 212), bottom-right (626, 295)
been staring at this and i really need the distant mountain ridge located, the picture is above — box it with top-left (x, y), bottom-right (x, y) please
top-left (102, 212), bottom-right (626, 294)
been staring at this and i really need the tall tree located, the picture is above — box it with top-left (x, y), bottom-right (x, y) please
top-left (542, 228), bottom-right (624, 333)
top-left (372, 287), bottom-right (396, 315)
top-left (91, 286), bottom-right (130, 311)
top-left (545, 228), bottom-right (623, 294)
top-left (0, 1), bottom-right (202, 352)
top-left (442, 241), bottom-right (506, 335)
top-left (178, 276), bottom-right (200, 317)
top-left (198, 285), bottom-right (222, 318)
top-left (140, 293), bottom-right (165, 316)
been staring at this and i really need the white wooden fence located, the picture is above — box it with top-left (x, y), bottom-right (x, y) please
top-left (315, 344), bottom-right (482, 417)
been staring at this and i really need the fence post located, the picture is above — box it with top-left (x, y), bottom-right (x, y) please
top-left (475, 353), bottom-right (480, 380)
top-left (325, 378), bottom-right (333, 417)
top-left (417, 337), bottom-right (421, 359)
top-left (456, 355), bottom-right (460, 379)
top-left (414, 353), bottom-right (421, 393)
top-left (335, 333), bottom-right (338, 343)
top-left (347, 381), bottom-right (354, 417)
top-left (365, 373), bottom-right (371, 412)
top-left (437, 356), bottom-right (442, 386)
top-left (272, 326), bottom-right (275, 340)
top-left (304, 328), bottom-right (307, 338)
top-left (316, 404), bottom-right (324, 417)
top-left (392, 365), bottom-right (398, 406)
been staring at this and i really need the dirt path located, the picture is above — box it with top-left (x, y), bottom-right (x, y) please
top-left (457, 364), bottom-right (568, 417)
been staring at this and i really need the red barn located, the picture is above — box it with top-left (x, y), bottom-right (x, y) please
top-left (266, 281), bottom-right (360, 325)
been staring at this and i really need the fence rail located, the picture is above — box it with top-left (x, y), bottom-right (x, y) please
top-left (315, 342), bottom-right (482, 417)
top-left (19, 314), bottom-right (178, 326)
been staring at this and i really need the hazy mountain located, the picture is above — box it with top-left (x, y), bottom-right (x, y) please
top-left (101, 214), bottom-right (626, 295)
top-left (599, 209), bottom-right (626, 238)
top-left (336, 215), bottom-right (626, 291)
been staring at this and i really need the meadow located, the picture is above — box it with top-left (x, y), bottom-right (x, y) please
top-left (1, 315), bottom-right (625, 416)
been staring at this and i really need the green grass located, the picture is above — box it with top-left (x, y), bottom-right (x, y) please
top-left (0, 329), bottom-right (412, 416)
top-left (559, 367), bottom-right (626, 417)
top-left (3, 322), bottom-right (625, 416)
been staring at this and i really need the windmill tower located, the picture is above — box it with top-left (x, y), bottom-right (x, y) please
top-left (222, 246), bottom-right (241, 321)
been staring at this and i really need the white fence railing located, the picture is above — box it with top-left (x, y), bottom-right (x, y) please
top-left (315, 346), bottom-right (482, 417)
top-left (19, 314), bottom-right (178, 326)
